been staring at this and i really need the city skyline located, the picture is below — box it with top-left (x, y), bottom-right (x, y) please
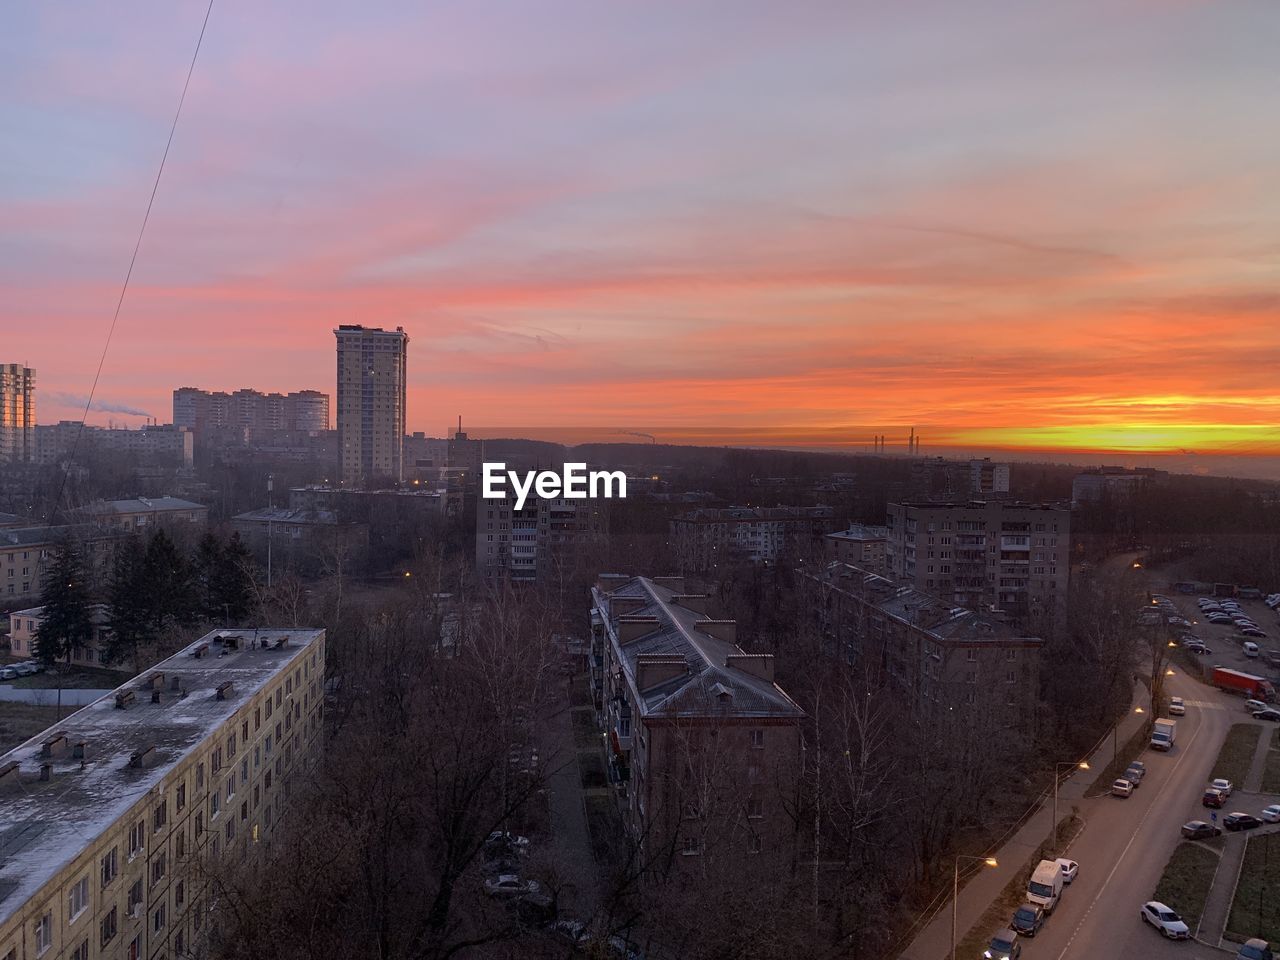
top-left (4, 2), bottom-right (1278, 467)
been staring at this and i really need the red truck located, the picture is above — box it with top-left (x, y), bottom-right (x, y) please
top-left (1212, 667), bottom-right (1276, 702)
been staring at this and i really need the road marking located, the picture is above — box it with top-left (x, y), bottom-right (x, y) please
top-left (1055, 713), bottom-right (1206, 959)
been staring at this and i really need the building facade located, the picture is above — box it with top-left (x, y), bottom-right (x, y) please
top-left (0, 525), bottom-right (122, 606)
top-left (477, 492), bottom-right (606, 581)
top-left (1070, 467), bottom-right (1167, 505)
top-left (589, 575), bottom-right (804, 863)
top-left (8, 604), bottom-right (128, 670)
top-left (909, 457), bottom-right (1011, 501)
top-left (0, 364), bottom-right (36, 464)
top-left (669, 505), bottom-right (837, 571)
top-left (34, 423), bottom-right (194, 469)
top-left (0, 628), bottom-right (325, 960)
top-left (231, 507), bottom-right (369, 577)
top-left (885, 500), bottom-right (1071, 625)
top-left (824, 524), bottom-right (889, 573)
top-left (334, 325), bottom-right (409, 485)
top-left (800, 561), bottom-right (1043, 728)
top-left (76, 498), bottom-right (209, 533)
top-left (172, 388), bottom-right (330, 438)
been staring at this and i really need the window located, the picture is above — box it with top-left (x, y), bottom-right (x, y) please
top-left (211, 746), bottom-right (222, 773)
top-left (128, 935), bottom-right (141, 960)
top-left (175, 880), bottom-right (185, 908)
top-left (176, 930), bottom-right (185, 955)
top-left (227, 773), bottom-right (236, 798)
top-left (128, 818), bottom-right (145, 858)
top-left (242, 757), bottom-right (249, 781)
top-left (225, 818), bottom-right (235, 841)
top-left (196, 761), bottom-right (205, 788)
top-left (748, 797), bottom-right (764, 819)
top-left (153, 800), bottom-right (167, 830)
top-left (128, 879), bottom-right (143, 917)
top-left (35, 911), bottom-right (52, 955)
top-left (100, 846), bottom-right (118, 887)
top-left (152, 903), bottom-right (166, 933)
top-left (176, 782), bottom-right (186, 811)
top-left (966, 649), bottom-right (977, 662)
top-left (100, 907), bottom-right (117, 947)
top-left (1006, 671), bottom-right (1016, 683)
top-left (749, 835), bottom-right (763, 854)
top-left (227, 732), bottom-right (236, 757)
top-left (749, 729), bottom-right (764, 749)
top-left (210, 792), bottom-right (220, 818)
top-left (68, 874), bottom-right (89, 921)
top-left (176, 829), bottom-right (186, 859)
top-left (241, 800), bottom-right (248, 822)
top-left (241, 719), bottom-right (249, 741)
top-left (71, 939), bottom-right (89, 960)
top-left (681, 836), bottom-right (701, 856)
top-left (196, 811), bottom-right (205, 838)
top-left (151, 852), bottom-right (166, 885)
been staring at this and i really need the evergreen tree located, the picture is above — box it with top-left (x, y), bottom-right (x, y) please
top-left (144, 529), bottom-right (199, 628)
top-left (105, 536), bottom-right (149, 666)
top-left (213, 532), bottom-right (256, 622)
top-left (33, 540), bottom-right (95, 666)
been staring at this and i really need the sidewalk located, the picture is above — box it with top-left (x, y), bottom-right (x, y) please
top-left (900, 682), bottom-right (1149, 960)
top-left (544, 680), bottom-right (602, 918)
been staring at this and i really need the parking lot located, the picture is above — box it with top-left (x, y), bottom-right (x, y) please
top-left (1164, 593), bottom-right (1280, 684)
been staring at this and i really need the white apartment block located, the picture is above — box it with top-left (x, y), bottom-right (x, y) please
top-left (477, 492), bottom-right (605, 581)
top-left (0, 628), bottom-right (325, 960)
top-left (885, 500), bottom-right (1071, 625)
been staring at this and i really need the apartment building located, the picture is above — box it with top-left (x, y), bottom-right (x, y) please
top-left (231, 507), bottom-right (369, 576)
top-left (909, 457), bottom-right (1011, 501)
top-left (0, 525), bottom-right (122, 606)
top-left (477, 492), bottom-right (606, 581)
top-left (34, 423), bottom-right (194, 470)
top-left (1071, 466), bottom-right (1167, 505)
top-left (172, 388), bottom-right (330, 438)
top-left (334, 325), bottom-right (409, 485)
top-left (0, 628), bottom-right (325, 960)
top-left (76, 498), bottom-right (209, 533)
top-left (589, 575), bottom-right (805, 862)
top-left (800, 561), bottom-right (1044, 728)
top-left (0, 364), bottom-right (36, 464)
top-left (669, 505), bottom-right (837, 572)
top-left (7, 604), bottom-right (127, 670)
top-left (885, 500), bottom-right (1071, 625)
top-left (824, 524), bottom-right (889, 574)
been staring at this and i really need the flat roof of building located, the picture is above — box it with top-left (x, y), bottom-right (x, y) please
top-left (826, 524), bottom-right (888, 542)
top-left (0, 628), bottom-right (323, 926)
top-left (0, 524), bottom-right (119, 549)
top-left (889, 500), bottom-right (1069, 511)
top-left (85, 497), bottom-right (206, 514)
top-left (232, 506), bottom-right (344, 525)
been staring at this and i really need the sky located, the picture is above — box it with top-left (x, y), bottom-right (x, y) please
top-left (2, 1), bottom-right (1279, 474)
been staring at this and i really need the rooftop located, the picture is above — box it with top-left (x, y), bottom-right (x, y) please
top-left (594, 576), bottom-right (804, 720)
top-left (812, 562), bottom-right (1043, 646)
top-left (83, 497), bottom-right (206, 515)
top-left (890, 500), bottom-right (1069, 512)
top-left (0, 627), bottom-right (322, 926)
top-left (826, 524), bottom-right (888, 542)
top-left (0, 523), bottom-right (120, 549)
top-left (232, 506), bottom-right (345, 525)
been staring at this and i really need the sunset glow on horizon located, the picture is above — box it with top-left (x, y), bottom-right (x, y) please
top-left (3, 1), bottom-right (1278, 471)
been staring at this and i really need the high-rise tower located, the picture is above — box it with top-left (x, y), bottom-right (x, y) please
top-left (334, 325), bottom-right (408, 484)
top-left (0, 364), bottom-right (35, 463)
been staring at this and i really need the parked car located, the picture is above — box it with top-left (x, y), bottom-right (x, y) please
top-left (481, 857), bottom-right (522, 878)
top-left (1225, 812), bottom-right (1263, 832)
top-left (1055, 858), bottom-right (1078, 884)
top-left (1182, 820), bottom-right (1223, 840)
top-left (1203, 788), bottom-right (1228, 809)
top-left (11, 663), bottom-right (35, 677)
top-left (1125, 761), bottom-right (1146, 785)
top-left (484, 875), bottom-right (541, 898)
top-left (1112, 778), bottom-right (1134, 798)
top-left (1211, 778), bottom-right (1234, 796)
top-left (1243, 642), bottom-right (1262, 657)
top-left (1208, 613), bottom-right (1234, 624)
top-left (1246, 699), bottom-right (1268, 714)
top-left (1242, 627), bottom-right (1268, 639)
top-left (486, 831), bottom-right (531, 852)
top-left (0, 667), bottom-right (17, 681)
top-left (1141, 901), bottom-right (1190, 939)
top-left (552, 919), bottom-right (592, 946)
top-left (1253, 709), bottom-right (1280, 722)
top-left (1261, 805), bottom-right (1280, 824)
top-left (1169, 697), bottom-right (1186, 716)
top-left (1010, 904), bottom-right (1044, 937)
top-left (1237, 937), bottom-right (1275, 960)
top-left (1266, 650), bottom-right (1280, 668)
top-left (983, 929), bottom-right (1022, 960)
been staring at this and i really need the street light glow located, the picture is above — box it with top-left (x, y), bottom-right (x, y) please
top-left (983, 858), bottom-right (998, 868)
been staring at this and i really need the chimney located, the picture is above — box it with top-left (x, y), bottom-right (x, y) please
top-left (170, 676), bottom-right (182, 691)
top-left (609, 595), bottom-right (648, 617)
top-left (114, 690), bottom-right (136, 710)
top-left (128, 746), bottom-right (156, 769)
top-left (151, 689), bottom-right (162, 704)
top-left (216, 680), bottom-right (235, 701)
top-left (0, 760), bottom-right (19, 786)
top-left (40, 733), bottom-right (68, 759)
top-left (694, 619), bottom-right (737, 644)
top-left (72, 742), bottom-right (87, 761)
top-left (670, 594), bottom-right (711, 614)
top-left (725, 653), bottom-right (775, 684)
top-left (635, 655), bottom-right (688, 691)
top-left (651, 576), bottom-right (685, 593)
top-left (39, 763), bottom-right (52, 782)
top-left (274, 635), bottom-right (290, 649)
top-left (191, 643), bottom-right (209, 659)
top-left (595, 573), bottom-right (631, 594)
top-left (143, 672), bottom-right (164, 690)
top-left (617, 616), bottom-right (660, 643)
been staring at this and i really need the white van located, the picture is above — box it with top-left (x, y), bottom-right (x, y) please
top-left (1169, 697), bottom-right (1186, 716)
top-left (1244, 641), bottom-right (1260, 658)
top-left (1027, 859), bottom-right (1064, 913)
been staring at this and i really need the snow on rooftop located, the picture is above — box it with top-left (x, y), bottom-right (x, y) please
top-left (0, 627), bottom-right (323, 926)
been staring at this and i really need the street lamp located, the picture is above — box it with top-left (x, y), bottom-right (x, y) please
top-left (952, 855), bottom-right (998, 960)
top-left (1052, 761), bottom-right (1089, 856)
